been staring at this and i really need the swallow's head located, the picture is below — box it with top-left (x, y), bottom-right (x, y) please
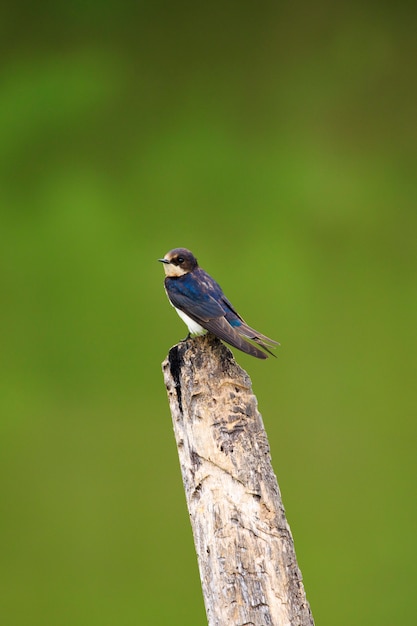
top-left (158, 248), bottom-right (198, 277)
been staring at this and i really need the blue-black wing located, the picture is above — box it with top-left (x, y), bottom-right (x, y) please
top-left (165, 268), bottom-right (230, 321)
top-left (165, 268), bottom-right (278, 358)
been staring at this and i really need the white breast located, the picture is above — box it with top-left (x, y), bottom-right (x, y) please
top-left (175, 308), bottom-right (207, 336)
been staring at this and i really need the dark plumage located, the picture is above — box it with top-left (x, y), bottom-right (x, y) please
top-left (159, 248), bottom-right (279, 359)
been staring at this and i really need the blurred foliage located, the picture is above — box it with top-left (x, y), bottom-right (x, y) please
top-left (0, 2), bottom-right (416, 625)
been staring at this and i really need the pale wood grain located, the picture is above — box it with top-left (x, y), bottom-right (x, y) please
top-left (162, 334), bottom-right (314, 626)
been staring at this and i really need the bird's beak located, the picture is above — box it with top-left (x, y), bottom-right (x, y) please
top-left (158, 258), bottom-right (170, 264)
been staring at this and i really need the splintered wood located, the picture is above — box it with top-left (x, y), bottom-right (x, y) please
top-left (162, 334), bottom-right (314, 626)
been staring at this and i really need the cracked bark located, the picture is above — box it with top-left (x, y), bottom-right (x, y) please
top-left (162, 334), bottom-right (314, 626)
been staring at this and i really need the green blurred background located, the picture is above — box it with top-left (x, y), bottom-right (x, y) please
top-left (1, 2), bottom-right (416, 624)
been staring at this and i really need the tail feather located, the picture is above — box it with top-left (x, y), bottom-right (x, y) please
top-left (235, 321), bottom-right (279, 356)
top-left (203, 317), bottom-right (272, 359)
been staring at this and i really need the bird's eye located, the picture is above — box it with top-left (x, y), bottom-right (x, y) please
top-left (177, 256), bottom-right (184, 264)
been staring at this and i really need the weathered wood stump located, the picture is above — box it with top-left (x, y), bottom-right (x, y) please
top-left (162, 334), bottom-right (314, 626)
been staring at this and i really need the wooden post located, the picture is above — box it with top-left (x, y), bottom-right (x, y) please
top-left (162, 334), bottom-right (314, 626)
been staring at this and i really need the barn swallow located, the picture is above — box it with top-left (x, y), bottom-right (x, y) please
top-left (158, 248), bottom-right (278, 359)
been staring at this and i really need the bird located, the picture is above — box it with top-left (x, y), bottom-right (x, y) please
top-left (158, 248), bottom-right (279, 359)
